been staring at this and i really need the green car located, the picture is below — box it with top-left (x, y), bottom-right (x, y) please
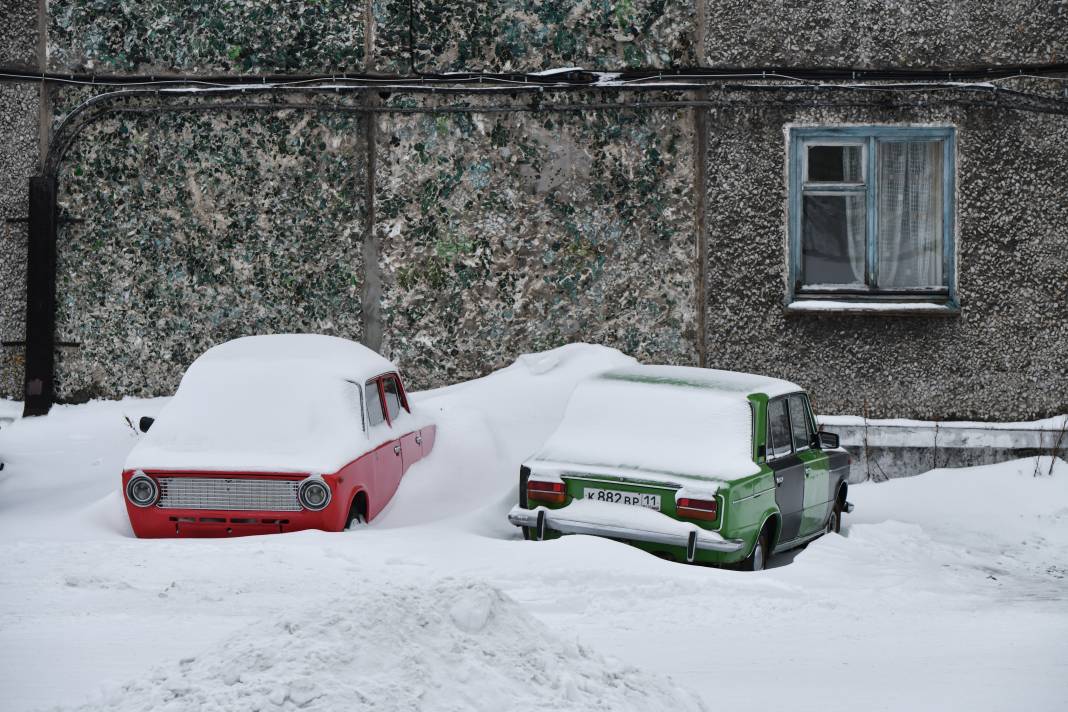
top-left (507, 366), bottom-right (853, 570)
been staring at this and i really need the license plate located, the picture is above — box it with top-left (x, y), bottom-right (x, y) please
top-left (583, 488), bottom-right (661, 510)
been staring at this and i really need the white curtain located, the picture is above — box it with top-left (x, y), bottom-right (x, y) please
top-left (877, 141), bottom-right (943, 287)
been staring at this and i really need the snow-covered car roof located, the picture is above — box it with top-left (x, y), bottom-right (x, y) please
top-left (597, 365), bottom-right (800, 398)
top-left (125, 334), bottom-right (409, 474)
top-left (530, 365), bottom-right (802, 484)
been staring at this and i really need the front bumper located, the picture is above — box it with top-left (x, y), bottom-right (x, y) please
top-left (508, 502), bottom-right (745, 562)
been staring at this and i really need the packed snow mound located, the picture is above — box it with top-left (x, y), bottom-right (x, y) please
top-left (67, 579), bottom-right (706, 712)
top-left (374, 343), bottom-right (637, 529)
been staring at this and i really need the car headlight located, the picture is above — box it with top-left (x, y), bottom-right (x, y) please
top-left (126, 471), bottom-right (159, 508)
top-left (298, 478), bottom-right (331, 511)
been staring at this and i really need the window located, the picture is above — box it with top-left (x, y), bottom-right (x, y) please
top-left (788, 126), bottom-right (956, 306)
top-left (767, 399), bottom-right (792, 458)
top-left (366, 379), bottom-right (386, 427)
top-left (788, 394), bottom-right (811, 451)
top-left (382, 375), bottom-right (403, 422)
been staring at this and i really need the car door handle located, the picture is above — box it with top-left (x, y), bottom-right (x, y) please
top-left (415, 434), bottom-right (422, 445)
top-left (775, 476), bottom-right (784, 486)
top-left (394, 444), bottom-right (401, 456)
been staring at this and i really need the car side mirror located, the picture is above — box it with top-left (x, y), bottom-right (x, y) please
top-left (138, 416), bottom-right (155, 433)
top-left (817, 431), bottom-right (839, 449)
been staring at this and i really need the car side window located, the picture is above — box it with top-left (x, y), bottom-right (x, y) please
top-left (382, 375), bottom-right (403, 423)
top-left (365, 379), bottom-right (386, 427)
top-left (788, 394), bottom-right (811, 451)
top-left (767, 398), bottom-right (792, 458)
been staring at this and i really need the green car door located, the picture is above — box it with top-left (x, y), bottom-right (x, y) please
top-left (791, 393), bottom-right (831, 537)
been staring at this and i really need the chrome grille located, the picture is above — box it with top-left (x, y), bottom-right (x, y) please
top-left (156, 477), bottom-right (302, 512)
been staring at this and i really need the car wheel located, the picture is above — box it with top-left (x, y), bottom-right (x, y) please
top-left (345, 506), bottom-right (367, 530)
top-left (826, 503), bottom-right (842, 535)
top-left (741, 530), bottom-right (769, 571)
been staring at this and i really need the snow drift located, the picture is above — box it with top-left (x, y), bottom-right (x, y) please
top-left (67, 579), bottom-right (705, 712)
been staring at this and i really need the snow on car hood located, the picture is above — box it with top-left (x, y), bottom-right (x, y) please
top-left (124, 334), bottom-right (427, 474)
top-left (532, 374), bottom-right (760, 482)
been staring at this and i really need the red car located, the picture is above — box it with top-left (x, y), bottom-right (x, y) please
top-left (121, 335), bottom-right (435, 538)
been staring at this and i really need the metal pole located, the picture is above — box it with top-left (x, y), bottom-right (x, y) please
top-left (22, 175), bottom-right (57, 416)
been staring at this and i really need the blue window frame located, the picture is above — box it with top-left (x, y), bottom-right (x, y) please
top-left (787, 126), bottom-right (956, 305)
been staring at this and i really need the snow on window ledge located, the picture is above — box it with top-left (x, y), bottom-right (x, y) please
top-left (785, 300), bottom-right (960, 316)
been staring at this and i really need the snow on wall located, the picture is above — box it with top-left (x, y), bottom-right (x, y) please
top-left (375, 94), bottom-right (699, 388)
top-left (1, 1), bottom-right (1065, 425)
top-left (50, 98), bottom-right (369, 400)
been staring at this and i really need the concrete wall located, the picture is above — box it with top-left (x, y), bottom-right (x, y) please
top-left (0, 0), bottom-right (40, 399)
top-left (1, 1), bottom-right (1065, 420)
top-left (702, 95), bottom-right (1068, 421)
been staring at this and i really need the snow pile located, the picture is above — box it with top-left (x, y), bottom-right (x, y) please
top-left (533, 367), bottom-right (764, 481)
top-left (373, 344), bottom-right (636, 529)
top-left (68, 579), bottom-right (705, 712)
top-left (126, 335), bottom-right (426, 475)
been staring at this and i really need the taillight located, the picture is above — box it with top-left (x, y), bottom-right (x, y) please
top-left (527, 480), bottom-right (566, 505)
top-left (677, 497), bottom-right (717, 521)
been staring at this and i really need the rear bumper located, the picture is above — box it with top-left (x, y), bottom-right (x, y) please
top-left (508, 503), bottom-right (745, 557)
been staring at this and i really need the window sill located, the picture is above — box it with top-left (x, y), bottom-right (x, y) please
top-left (784, 300), bottom-right (960, 317)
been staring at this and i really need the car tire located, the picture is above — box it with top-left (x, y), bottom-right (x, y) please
top-left (741, 530), bottom-right (769, 572)
top-left (827, 503), bottom-right (842, 535)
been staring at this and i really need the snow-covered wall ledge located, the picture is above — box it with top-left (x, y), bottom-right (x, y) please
top-left (818, 414), bottom-right (1068, 482)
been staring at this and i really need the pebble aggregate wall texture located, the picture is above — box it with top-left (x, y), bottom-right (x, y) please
top-left (0, 0), bottom-right (38, 67)
top-left (702, 92), bottom-right (1068, 421)
top-left (43, 0), bottom-right (697, 75)
top-left (52, 102), bottom-right (368, 399)
top-left (0, 83), bottom-right (39, 398)
top-left (406, 0), bottom-right (696, 72)
top-left (704, 0), bottom-right (1068, 68)
top-left (48, 0), bottom-right (367, 73)
top-left (374, 93), bottom-right (699, 387)
top-left (2, 0), bottom-right (1065, 420)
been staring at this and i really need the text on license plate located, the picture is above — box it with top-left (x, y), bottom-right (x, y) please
top-left (583, 488), bottom-right (661, 510)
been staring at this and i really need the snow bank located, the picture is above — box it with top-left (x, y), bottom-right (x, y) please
top-left (533, 368), bottom-right (764, 481)
top-left (372, 344), bottom-right (636, 529)
top-left (67, 579), bottom-right (705, 712)
top-left (125, 335), bottom-right (423, 475)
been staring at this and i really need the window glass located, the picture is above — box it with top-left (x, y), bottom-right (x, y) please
top-left (767, 399), bottom-right (792, 458)
top-left (788, 395), bottom-right (811, 451)
top-left (876, 141), bottom-right (943, 288)
top-left (807, 144), bottom-right (863, 183)
top-left (382, 376), bottom-right (402, 423)
top-left (365, 379), bottom-right (386, 427)
top-left (802, 193), bottom-right (866, 286)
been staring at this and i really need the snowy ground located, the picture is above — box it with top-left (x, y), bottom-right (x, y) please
top-left (1, 345), bottom-right (1066, 711)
